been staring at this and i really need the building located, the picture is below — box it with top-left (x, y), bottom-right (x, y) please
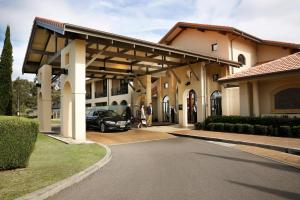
top-left (22, 17), bottom-right (300, 141)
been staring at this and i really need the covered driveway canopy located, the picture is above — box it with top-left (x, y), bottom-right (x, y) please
top-left (22, 17), bottom-right (240, 81)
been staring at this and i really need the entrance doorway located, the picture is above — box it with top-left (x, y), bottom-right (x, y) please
top-left (210, 90), bottom-right (222, 116)
top-left (187, 90), bottom-right (197, 123)
top-left (162, 96), bottom-right (169, 122)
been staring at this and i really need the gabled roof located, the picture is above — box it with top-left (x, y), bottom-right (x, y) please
top-left (22, 17), bottom-right (241, 75)
top-left (159, 22), bottom-right (300, 49)
top-left (219, 52), bottom-right (300, 83)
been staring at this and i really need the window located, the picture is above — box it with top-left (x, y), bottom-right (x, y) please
top-left (211, 43), bottom-right (218, 51)
top-left (274, 88), bottom-right (300, 110)
top-left (210, 91), bottom-right (222, 116)
top-left (238, 54), bottom-right (246, 65)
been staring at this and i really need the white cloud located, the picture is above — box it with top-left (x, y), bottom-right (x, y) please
top-left (0, 0), bottom-right (299, 80)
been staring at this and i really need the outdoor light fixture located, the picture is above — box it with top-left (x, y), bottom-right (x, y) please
top-left (60, 68), bottom-right (68, 75)
top-left (185, 81), bottom-right (191, 86)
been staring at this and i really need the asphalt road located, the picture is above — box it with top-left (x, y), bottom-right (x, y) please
top-left (48, 138), bottom-right (300, 200)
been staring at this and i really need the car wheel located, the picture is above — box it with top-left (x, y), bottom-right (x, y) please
top-left (100, 123), bottom-right (106, 133)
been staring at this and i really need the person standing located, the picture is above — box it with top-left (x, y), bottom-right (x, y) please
top-left (146, 103), bottom-right (153, 127)
top-left (125, 104), bottom-right (132, 124)
top-left (170, 105), bottom-right (176, 123)
top-left (193, 103), bottom-right (197, 123)
top-left (140, 105), bottom-right (147, 128)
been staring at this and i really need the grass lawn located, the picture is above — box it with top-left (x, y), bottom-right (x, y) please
top-left (0, 134), bottom-right (106, 200)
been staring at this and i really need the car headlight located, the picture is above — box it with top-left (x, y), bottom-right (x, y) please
top-left (127, 119), bottom-right (131, 123)
top-left (105, 121), bottom-right (116, 125)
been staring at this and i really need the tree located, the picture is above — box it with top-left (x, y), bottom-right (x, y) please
top-left (0, 26), bottom-right (13, 115)
top-left (12, 78), bottom-right (37, 115)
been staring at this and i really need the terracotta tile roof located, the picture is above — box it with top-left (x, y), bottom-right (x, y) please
top-left (160, 22), bottom-right (300, 49)
top-left (35, 17), bottom-right (65, 29)
top-left (219, 52), bottom-right (300, 82)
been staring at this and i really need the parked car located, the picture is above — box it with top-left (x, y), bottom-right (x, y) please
top-left (86, 109), bottom-right (130, 132)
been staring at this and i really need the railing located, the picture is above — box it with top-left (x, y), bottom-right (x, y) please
top-left (95, 91), bottom-right (107, 98)
top-left (111, 87), bottom-right (128, 96)
top-left (86, 93), bottom-right (91, 99)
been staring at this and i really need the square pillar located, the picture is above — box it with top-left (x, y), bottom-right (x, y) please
top-left (199, 63), bottom-right (206, 122)
top-left (252, 81), bottom-right (260, 116)
top-left (60, 39), bottom-right (86, 141)
top-left (37, 64), bottom-right (52, 132)
top-left (240, 82), bottom-right (251, 116)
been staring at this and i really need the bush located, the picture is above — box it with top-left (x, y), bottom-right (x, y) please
top-left (204, 115), bottom-right (300, 127)
top-left (292, 126), bottom-right (300, 138)
top-left (243, 124), bottom-right (254, 134)
top-left (254, 125), bottom-right (268, 135)
top-left (224, 123), bottom-right (235, 132)
top-left (235, 124), bottom-right (244, 133)
top-left (0, 116), bottom-right (39, 170)
top-left (279, 126), bottom-right (293, 137)
top-left (213, 123), bottom-right (224, 132)
top-left (194, 122), bottom-right (204, 130)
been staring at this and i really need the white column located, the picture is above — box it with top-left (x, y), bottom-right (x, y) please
top-left (252, 81), bottom-right (260, 116)
top-left (199, 63), bottom-right (206, 122)
top-left (37, 64), bottom-right (52, 132)
top-left (240, 82), bottom-right (251, 116)
top-left (60, 39), bottom-right (86, 141)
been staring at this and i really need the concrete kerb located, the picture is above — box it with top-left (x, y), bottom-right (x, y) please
top-left (16, 142), bottom-right (112, 200)
top-left (169, 132), bottom-right (300, 156)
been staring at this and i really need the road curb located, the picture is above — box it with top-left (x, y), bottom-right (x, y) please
top-left (169, 132), bottom-right (300, 156)
top-left (16, 143), bottom-right (112, 200)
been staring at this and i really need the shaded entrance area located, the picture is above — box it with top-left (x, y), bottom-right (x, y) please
top-left (210, 90), bottom-right (222, 116)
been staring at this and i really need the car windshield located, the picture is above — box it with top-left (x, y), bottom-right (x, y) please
top-left (103, 110), bottom-right (119, 117)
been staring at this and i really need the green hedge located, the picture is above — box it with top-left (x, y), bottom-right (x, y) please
top-left (0, 116), bottom-right (39, 170)
top-left (204, 115), bottom-right (300, 127)
top-left (195, 116), bottom-right (300, 138)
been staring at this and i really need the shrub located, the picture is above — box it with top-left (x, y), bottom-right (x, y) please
top-left (214, 123), bottom-right (225, 132)
top-left (224, 123), bottom-right (235, 132)
top-left (279, 126), bottom-right (293, 137)
top-left (243, 124), bottom-right (254, 134)
top-left (254, 125), bottom-right (268, 135)
top-left (0, 116), bottom-right (39, 170)
top-left (194, 122), bottom-right (204, 130)
top-left (204, 115), bottom-right (300, 127)
top-left (235, 124), bottom-right (244, 133)
top-left (207, 123), bottom-right (215, 131)
top-left (292, 126), bottom-right (300, 138)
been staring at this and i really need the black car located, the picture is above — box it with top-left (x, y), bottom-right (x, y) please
top-left (86, 109), bottom-right (131, 132)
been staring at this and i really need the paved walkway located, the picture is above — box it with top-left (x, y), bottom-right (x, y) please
top-left (48, 137), bottom-right (300, 200)
top-left (87, 129), bottom-right (175, 145)
top-left (171, 130), bottom-right (300, 149)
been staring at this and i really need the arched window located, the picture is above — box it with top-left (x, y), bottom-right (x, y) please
top-left (120, 100), bottom-right (128, 106)
top-left (111, 101), bottom-right (118, 105)
top-left (274, 88), bottom-right (300, 110)
top-left (238, 54), bottom-right (246, 65)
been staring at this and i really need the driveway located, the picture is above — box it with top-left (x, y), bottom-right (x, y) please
top-left (48, 137), bottom-right (300, 200)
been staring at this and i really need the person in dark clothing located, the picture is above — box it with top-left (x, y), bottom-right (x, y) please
top-left (193, 104), bottom-right (197, 123)
top-left (125, 104), bottom-right (132, 123)
top-left (170, 105), bottom-right (176, 123)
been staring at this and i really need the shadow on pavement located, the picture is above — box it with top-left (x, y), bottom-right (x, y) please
top-left (226, 180), bottom-right (300, 200)
top-left (193, 152), bottom-right (299, 173)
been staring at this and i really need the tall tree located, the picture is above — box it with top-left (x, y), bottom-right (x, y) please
top-left (0, 26), bottom-right (13, 115)
top-left (12, 78), bottom-right (37, 115)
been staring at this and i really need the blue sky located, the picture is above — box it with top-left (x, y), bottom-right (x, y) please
top-left (0, 0), bottom-right (299, 80)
